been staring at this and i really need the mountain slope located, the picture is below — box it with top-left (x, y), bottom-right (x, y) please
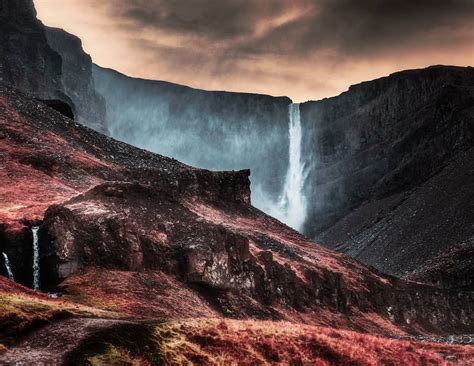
top-left (1, 84), bottom-right (473, 333)
top-left (318, 146), bottom-right (474, 286)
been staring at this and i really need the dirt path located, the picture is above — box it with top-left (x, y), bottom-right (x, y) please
top-left (0, 317), bottom-right (134, 365)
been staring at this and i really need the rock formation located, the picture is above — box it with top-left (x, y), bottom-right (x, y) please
top-left (303, 66), bottom-right (474, 282)
top-left (0, 0), bottom-right (64, 101)
top-left (0, 0), bottom-right (107, 132)
top-left (94, 63), bottom-right (474, 287)
top-left (45, 28), bottom-right (107, 133)
top-left (92, 66), bottom-right (292, 218)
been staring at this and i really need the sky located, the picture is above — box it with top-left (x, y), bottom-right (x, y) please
top-left (35, 0), bottom-right (474, 102)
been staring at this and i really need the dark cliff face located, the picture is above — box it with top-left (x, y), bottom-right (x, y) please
top-left (301, 66), bottom-right (474, 237)
top-left (92, 65), bottom-right (292, 219)
top-left (300, 66), bottom-right (474, 285)
top-left (45, 28), bottom-right (108, 133)
top-left (0, 0), bottom-right (65, 101)
top-left (94, 64), bottom-right (473, 287)
top-left (0, 0), bottom-right (107, 132)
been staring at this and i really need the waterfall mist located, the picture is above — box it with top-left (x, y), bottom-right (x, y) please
top-left (93, 66), bottom-right (311, 232)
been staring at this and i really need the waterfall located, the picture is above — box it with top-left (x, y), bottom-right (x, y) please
top-left (32, 226), bottom-right (40, 290)
top-left (278, 103), bottom-right (307, 231)
top-left (2, 252), bottom-right (15, 281)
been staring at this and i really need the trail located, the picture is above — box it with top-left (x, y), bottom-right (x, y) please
top-left (0, 317), bottom-right (133, 365)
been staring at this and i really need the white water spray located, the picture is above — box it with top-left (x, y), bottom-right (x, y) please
top-left (278, 103), bottom-right (308, 231)
top-left (32, 226), bottom-right (40, 290)
top-left (2, 252), bottom-right (15, 281)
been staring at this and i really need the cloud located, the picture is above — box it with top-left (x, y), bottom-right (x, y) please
top-left (103, 0), bottom-right (474, 56)
top-left (35, 0), bottom-right (474, 100)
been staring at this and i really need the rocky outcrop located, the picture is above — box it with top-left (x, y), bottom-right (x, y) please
top-left (0, 85), bottom-right (473, 336)
top-left (45, 28), bottom-right (107, 133)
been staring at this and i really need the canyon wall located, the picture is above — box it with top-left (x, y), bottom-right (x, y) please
top-left (0, 0), bottom-right (64, 101)
top-left (300, 66), bottom-right (474, 280)
top-left (300, 66), bottom-right (474, 235)
top-left (0, 0), bottom-right (107, 132)
top-left (45, 28), bottom-right (107, 133)
top-left (92, 66), bottom-right (292, 224)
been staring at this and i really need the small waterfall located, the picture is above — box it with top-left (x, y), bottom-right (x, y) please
top-left (2, 252), bottom-right (15, 281)
top-left (32, 226), bottom-right (40, 290)
top-left (278, 103), bottom-right (308, 231)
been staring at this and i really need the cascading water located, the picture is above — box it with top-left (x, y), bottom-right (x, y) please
top-left (2, 252), bottom-right (15, 281)
top-left (278, 103), bottom-right (308, 231)
top-left (32, 226), bottom-right (40, 290)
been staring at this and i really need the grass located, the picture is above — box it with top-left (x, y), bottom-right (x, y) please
top-left (64, 318), bottom-right (474, 365)
top-left (0, 279), bottom-right (115, 349)
top-left (87, 344), bottom-right (148, 366)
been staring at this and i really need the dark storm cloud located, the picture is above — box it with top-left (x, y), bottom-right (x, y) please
top-left (106, 0), bottom-right (474, 57)
top-left (35, 0), bottom-right (474, 100)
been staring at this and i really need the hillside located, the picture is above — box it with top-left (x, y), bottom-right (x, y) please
top-left (0, 84), bottom-right (473, 363)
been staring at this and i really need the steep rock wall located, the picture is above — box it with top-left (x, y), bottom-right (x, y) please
top-left (300, 66), bottom-right (474, 237)
top-left (45, 28), bottom-right (107, 133)
top-left (92, 65), bottom-right (292, 216)
top-left (0, 0), bottom-right (65, 101)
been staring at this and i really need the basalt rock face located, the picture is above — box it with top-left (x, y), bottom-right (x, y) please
top-left (0, 0), bottom-right (65, 102)
top-left (92, 65), bottom-right (291, 211)
top-left (45, 28), bottom-right (107, 133)
top-left (300, 66), bottom-right (474, 283)
top-left (1, 85), bottom-right (473, 336)
top-left (0, 0), bottom-right (107, 132)
top-left (301, 66), bottom-right (474, 236)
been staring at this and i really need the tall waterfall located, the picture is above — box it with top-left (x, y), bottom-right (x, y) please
top-left (32, 226), bottom-right (40, 290)
top-left (278, 103), bottom-right (307, 231)
top-left (2, 252), bottom-right (15, 281)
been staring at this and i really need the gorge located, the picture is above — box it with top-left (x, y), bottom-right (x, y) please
top-left (0, 0), bottom-right (473, 363)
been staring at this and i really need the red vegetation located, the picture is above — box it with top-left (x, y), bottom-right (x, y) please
top-left (154, 319), bottom-right (474, 365)
top-left (59, 268), bottom-right (219, 319)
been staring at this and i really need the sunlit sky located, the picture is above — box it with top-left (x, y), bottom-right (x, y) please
top-left (35, 0), bottom-right (474, 102)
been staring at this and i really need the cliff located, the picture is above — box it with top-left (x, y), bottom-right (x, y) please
top-left (45, 28), bottom-right (107, 133)
top-left (94, 64), bottom-right (474, 287)
top-left (0, 0), bottom-right (108, 132)
top-left (0, 0), bottom-right (64, 101)
top-left (92, 65), bottom-right (292, 217)
top-left (302, 66), bottom-right (474, 282)
top-left (1, 85), bottom-right (472, 335)
top-left (301, 66), bottom-right (473, 235)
